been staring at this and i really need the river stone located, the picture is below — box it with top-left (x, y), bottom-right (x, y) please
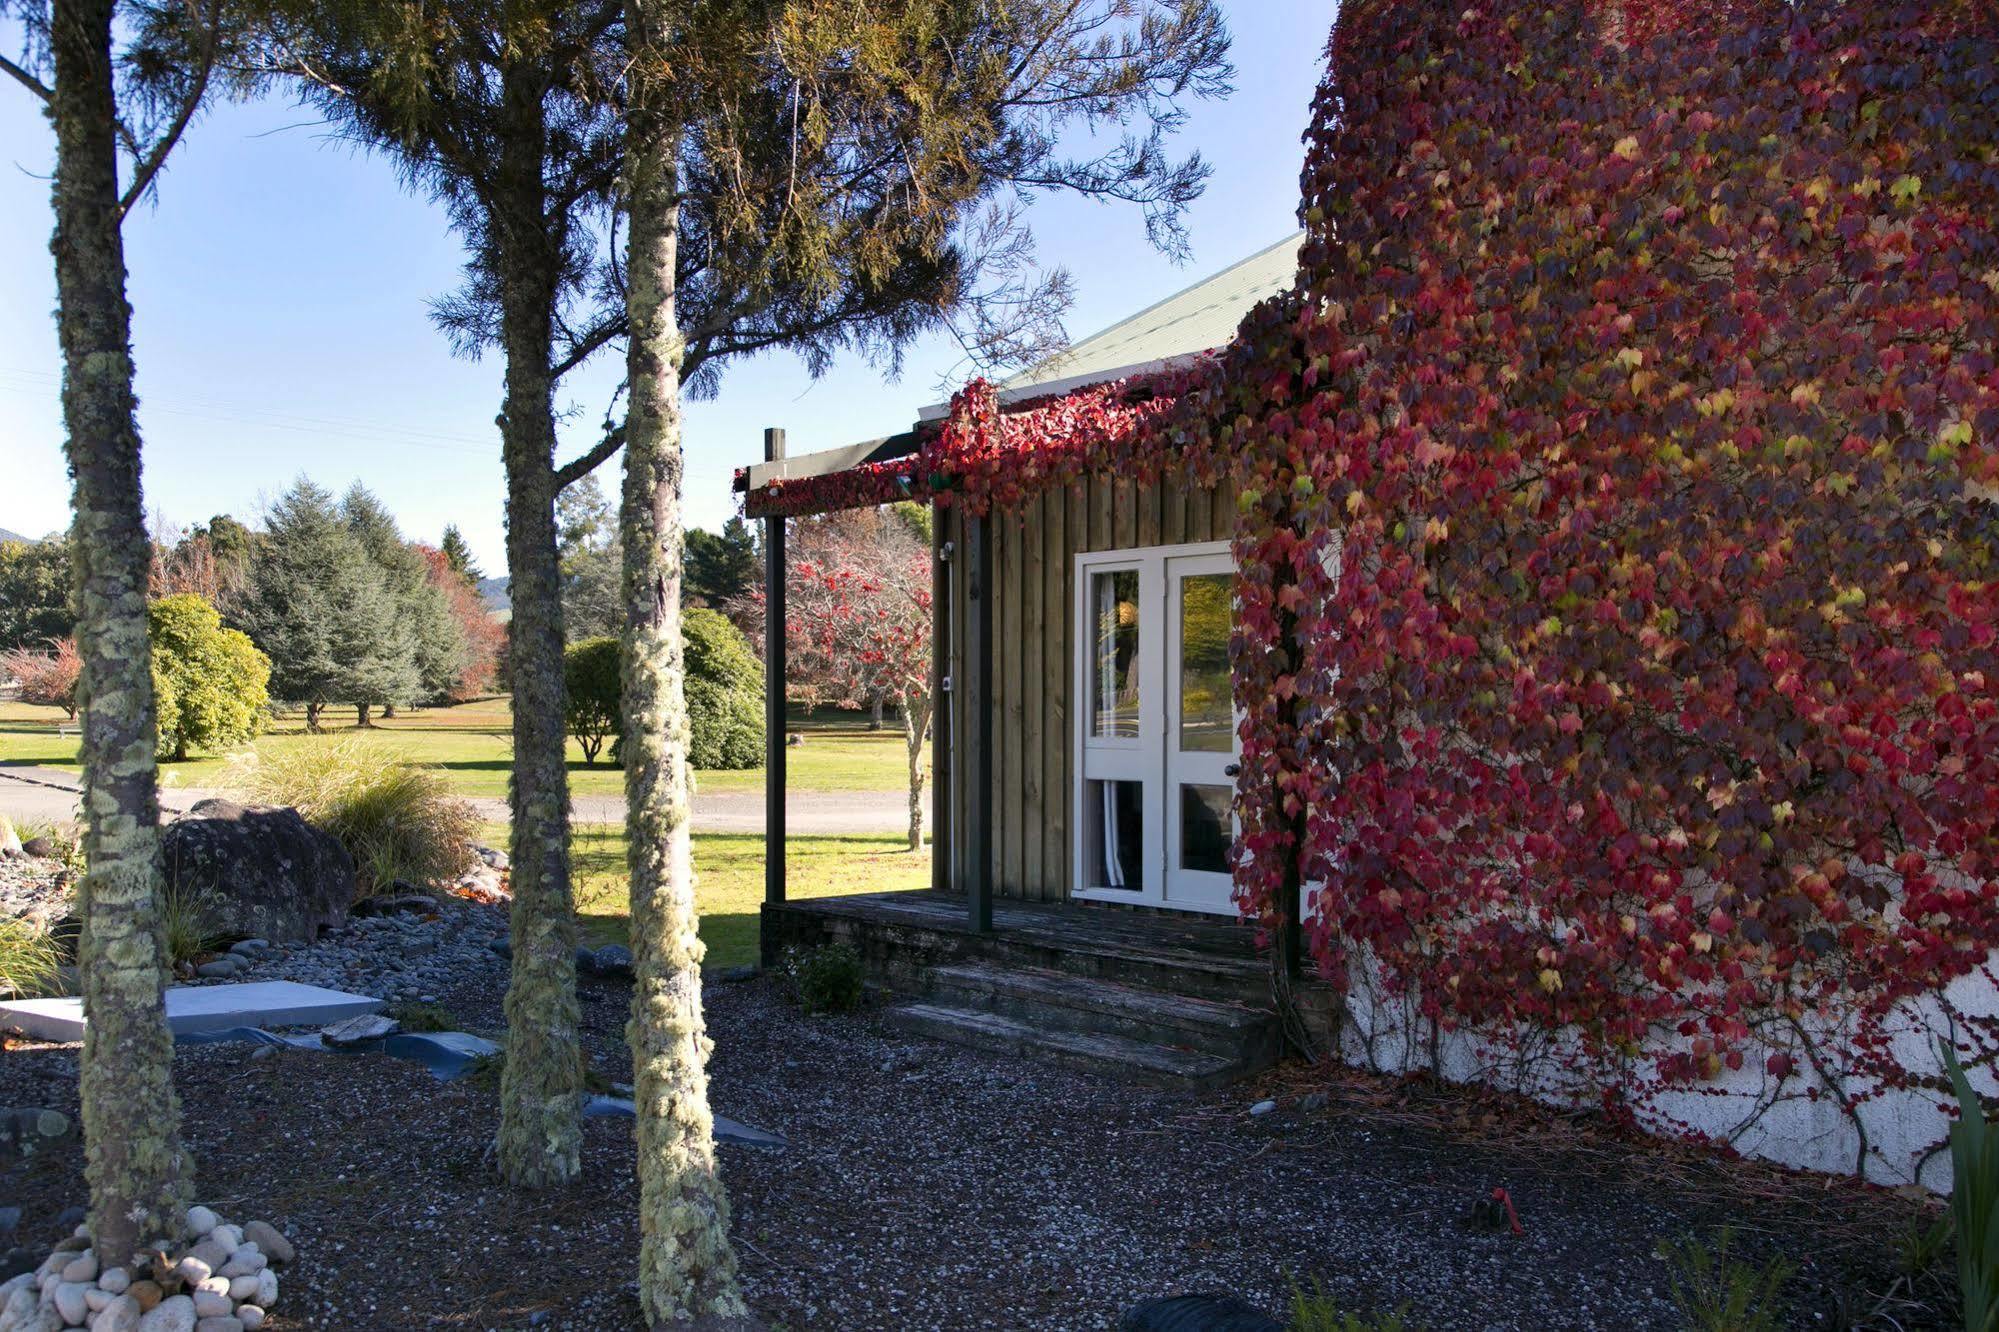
top-left (158, 801), bottom-right (355, 945)
top-left (89, 1294), bottom-right (140, 1332)
top-left (188, 1242), bottom-right (229, 1276)
top-left (189, 1283), bottom-right (229, 1318)
top-left (183, 1209), bottom-right (217, 1240)
top-left (320, 1014), bottom-right (399, 1047)
top-left (235, 1227), bottom-right (288, 1269)
top-left (251, 1270), bottom-right (274, 1310)
top-left (60, 1252), bottom-right (95, 1284)
top-left (0, 1284), bottom-right (35, 1332)
top-left (193, 1319), bottom-right (242, 1332)
top-left (1120, 1295), bottom-right (1282, 1332)
top-left (233, 1307), bottom-right (263, 1331)
top-left (224, 1277), bottom-right (256, 1303)
top-left (53, 1282), bottom-right (88, 1326)
top-left (216, 1249), bottom-right (262, 1280)
top-left (136, 1295), bottom-right (196, 1332)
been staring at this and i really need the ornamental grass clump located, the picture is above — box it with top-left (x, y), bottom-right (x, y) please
top-left (0, 918), bottom-right (62, 999)
top-left (233, 741), bottom-right (476, 898)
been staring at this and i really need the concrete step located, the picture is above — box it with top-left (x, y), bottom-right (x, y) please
top-left (886, 1003), bottom-right (1250, 1090)
top-left (980, 930), bottom-right (1270, 1006)
top-left (923, 962), bottom-right (1278, 1063)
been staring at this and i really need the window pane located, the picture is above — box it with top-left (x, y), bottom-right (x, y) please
top-left (1180, 784), bottom-right (1233, 875)
top-left (1092, 569), bottom-right (1141, 739)
top-left (1090, 779), bottom-right (1145, 891)
top-left (1178, 572), bottom-right (1233, 752)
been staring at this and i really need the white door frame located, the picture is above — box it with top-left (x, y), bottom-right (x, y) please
top-left (1071, 539), bottom-right (1238, 915)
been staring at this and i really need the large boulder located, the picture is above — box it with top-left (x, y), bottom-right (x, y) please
top-left (160, 800), bottom-right (354, 944)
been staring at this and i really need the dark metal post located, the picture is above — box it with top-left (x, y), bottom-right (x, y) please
top-left (763, 427), bottom-right (787, 905)
top-left (964, 512), bottom-right (992, 933)
top-left (930, 502), bottom-right (952, 894)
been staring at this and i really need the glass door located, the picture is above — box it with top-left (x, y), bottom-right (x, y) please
top-left (1072, 542), bottom-right (1238, 914)
top-left (1075, 558), bottom-right (1160, 902)
top-left (1163, 553), bottom-right (1238, 910)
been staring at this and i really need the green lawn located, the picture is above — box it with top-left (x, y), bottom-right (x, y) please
top-left (570, 823), bottom-right (928, 970)
top-left (3, 697), bottom-right (926, 967)
top-left (0, 695), bottom-right (917, 800)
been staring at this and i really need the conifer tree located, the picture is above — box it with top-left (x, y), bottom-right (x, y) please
top-left (1, 0), bottom-right (227, 1267)
top-left (252, 2), bottom-right (626, 1185)
top-left (440, 523), bottom-right (483, 585)
top-left (341, 483), bottom-right (463, 717)
top-left (237, 479), bottom-right (405, 730)
top-left (615, 0), bottom-right (1229, 1320)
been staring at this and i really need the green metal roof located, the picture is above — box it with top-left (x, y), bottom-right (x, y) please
top-left (998, 231), bottom-right (1304, 397)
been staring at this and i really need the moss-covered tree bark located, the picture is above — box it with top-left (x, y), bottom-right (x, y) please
top-left (49, 0), bottom-right (189, 1266)
top-left (492, 59), bottom-right (585, 1190)
top-left (620, 9), bottom-right (754, 1321)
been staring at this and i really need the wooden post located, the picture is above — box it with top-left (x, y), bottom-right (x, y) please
top-left (930, 502), bottom-right (952, 895)
top-left (965, 512), bottom-right (993, 933)
top-left (763, 427), bottom-right (786, 906)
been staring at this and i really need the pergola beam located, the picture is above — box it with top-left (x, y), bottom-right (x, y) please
top-left (763, 426), bottom-right (787, 907)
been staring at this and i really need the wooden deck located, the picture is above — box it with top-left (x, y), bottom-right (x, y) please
top-left (763, 890), bottom-right (1269, 1000)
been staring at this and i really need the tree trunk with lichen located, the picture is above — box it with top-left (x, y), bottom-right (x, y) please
top-left (620, 18), bottom-right (756, 1324)
top-left (50, 0), bottom-right (190, 1267)
top-left (492, 60), bottom-right (584, 1191)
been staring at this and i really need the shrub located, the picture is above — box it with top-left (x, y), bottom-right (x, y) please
top-left (562, 610), bottom-right (765, 771)
top-left (0, 919), bottom-right (62, 999)
top-left (684, 608), bottom-right (764, 770)
top-left (148, 594), bottom-right (270, 760)
top-left (2, 638), bottom-right (80, 718)
top-left (1657, 1227), bottom-right (1794, 1332)
top-left (232, 740), bottom-right (476, 898)
top-left (785, 940), bottom-right (864, 1015)
top-left (563, 635), bottom-right (621, 765)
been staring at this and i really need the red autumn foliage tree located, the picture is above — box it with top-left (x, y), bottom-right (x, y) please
top-left (746, 0), bottom-right (1999, 1178)
top-left (420, 545), bottom-right (505, 701)
top-left (4, 637), bottom-right (83, 719)
top-left (740, 507), bottom-right (934, 851)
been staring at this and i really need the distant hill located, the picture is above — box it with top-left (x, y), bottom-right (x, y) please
top-left (478, 575), bottom-right (511, 618)
top-left (0, 527), bottom-right (39, 545)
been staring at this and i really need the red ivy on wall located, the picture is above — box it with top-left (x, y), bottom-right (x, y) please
top-left (744, 0), bottom-right (1999, 1172)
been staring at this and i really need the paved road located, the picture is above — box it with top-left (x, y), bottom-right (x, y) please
top-left (0, 765), bottom-right (921, 836)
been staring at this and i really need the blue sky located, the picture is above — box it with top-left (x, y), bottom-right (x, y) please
top-left (0, 4), bottom-right (1332, 570)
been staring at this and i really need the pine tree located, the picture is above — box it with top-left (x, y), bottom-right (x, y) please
top-left (237, 479), bottom-right (404, 731)
top-left (616, 1), bottom-right (1229, 1320)
top-left (559, 473), bottom-right (622, 640)
top-left (3, 0), bottom-right (227, 1268)
top-left (341, 483), bottom-right (460, 720)
top-left (685, 518), bottom-right (757, 610)
top-left (440, 523), bottom-right (482, 585)
top-left (256, 2), bottom-right (625, 1185)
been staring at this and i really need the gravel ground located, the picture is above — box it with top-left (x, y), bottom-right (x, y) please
top-left (0, 899), bottom-right (1949, 1330)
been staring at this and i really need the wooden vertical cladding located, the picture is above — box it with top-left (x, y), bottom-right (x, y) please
top-left (947, 463), bottom-right (1236, 902)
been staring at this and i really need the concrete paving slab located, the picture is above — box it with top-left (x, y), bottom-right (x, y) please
top-left (0, 982), bottom-right (384, 1042)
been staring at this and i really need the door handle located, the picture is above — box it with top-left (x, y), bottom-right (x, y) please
top-left (1223, 763), bottom-right (1240, 777)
